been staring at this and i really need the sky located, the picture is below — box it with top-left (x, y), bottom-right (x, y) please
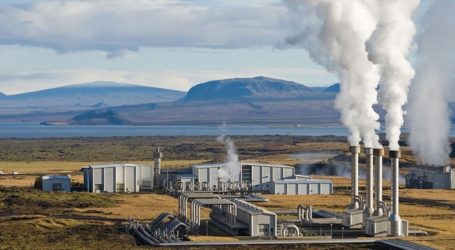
top-left (0, 0), bottom-right (339, 94)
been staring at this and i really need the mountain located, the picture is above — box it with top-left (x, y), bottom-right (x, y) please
top-left (323, 83), bottom-right (340, 93)
top-left (48, 77), bottom-right (339, 125)
top-left (0, 81), bottom-right (185, 108)
top-left (183, 76), bottom-right (313, 101)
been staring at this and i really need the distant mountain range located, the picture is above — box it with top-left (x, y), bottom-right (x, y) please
top-left (0, 77), bottom-right (343, 125)
top-left (0, 81), bottom-right (184, 108)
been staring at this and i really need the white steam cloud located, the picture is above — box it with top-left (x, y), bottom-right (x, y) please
top-left (217, 129), bottom-right (241, 182)
top-left (366, 0), bottom-right (420, 150)
top-left (408, 0), bottom-right (455, 165)
top-left (285, 0), bottom-right (381, 148)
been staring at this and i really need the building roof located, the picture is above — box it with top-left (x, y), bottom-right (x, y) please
top-left (82, 163), bottom-right (152, 169)
top-left (193, 162), bottom-right (293, 169)
top-left (42, 175), bottom-right (70, 180)
top-left (180, 192), bottom-right (220, 199)
top-left (233, 199), bottom-right (276, 216)
top-left (175, 174), bottom-right (197, 180)
top-left (411, 165), bottom-right (454, 173)
top-left (193, 199), bottom-right (234, 205)
top-left (273, 178), bottom-right (332, 184)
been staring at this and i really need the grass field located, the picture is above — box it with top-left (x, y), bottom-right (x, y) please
top-left (0, 159), bottom-right (208, 174)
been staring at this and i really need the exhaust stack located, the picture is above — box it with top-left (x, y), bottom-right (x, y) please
top-left (373, 148), bottom-right (384, 216)
top-left (153, 147), bottom-right (162, 189)
top-left (389, 149), bottom-right (402, 236)
top-left (350, 146), bottom-right (360, 209)
top-left (364, 148), bottom-right (374, 218)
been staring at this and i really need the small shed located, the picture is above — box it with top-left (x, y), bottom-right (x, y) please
top-left (42, 175), bottom-right (72, 192)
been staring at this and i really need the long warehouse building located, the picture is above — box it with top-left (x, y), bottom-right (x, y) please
top-left (186, 162), bottom-right (294, 192)
top-left (82, 163), bottom-right (154, 193)
top-left (173, 162), bottom-right (332, 194)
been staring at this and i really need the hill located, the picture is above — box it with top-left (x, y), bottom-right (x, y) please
top-left (0, 81), bottom-right (185, 108)
top-left (183, 76), bottom-right (313, 101)
top-left (57, 77), bottom-right (339, 125)
top-left (1, 77), bottom-right (343, 125)
top-left (323, 83), bottom-right (340, 92)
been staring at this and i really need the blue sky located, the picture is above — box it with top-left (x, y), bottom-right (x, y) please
top-left (0, 0), bottom-right (340, 94)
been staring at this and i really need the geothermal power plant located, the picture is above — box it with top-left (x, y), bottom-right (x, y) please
top-left (76, 143), bottom-right (441, 248)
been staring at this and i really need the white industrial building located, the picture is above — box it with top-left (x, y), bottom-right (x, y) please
top-left (233, 199), bottom-right (277, 236)
top-left (82, 163), bottom-right (154, 193)
top-left (178, 193), bottom-right (277, 237)
top-left (172, 162), bottom-right (332, 194)
top-left (272, 178), bottom-right (333, 195)
top-left (42, 175), bottom-right (72, 192)
top-left (177, 162), bottom-right (294, 192)
top-left (406, 165), bottom-right (455, 189)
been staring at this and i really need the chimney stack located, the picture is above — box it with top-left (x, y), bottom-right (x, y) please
top-left (153, 147), bottom-right (162, 189)
top-left (364, 147), bottom-right (374, 218)
top-left (350, 145), bottom-right (360, 209)
top-left (373, 148), bottom-right (384, 216)
top-left (388, 149), bottom-right (402, 236)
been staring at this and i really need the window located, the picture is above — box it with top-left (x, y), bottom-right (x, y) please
top-left (242, 165), bottom-right (252, 183)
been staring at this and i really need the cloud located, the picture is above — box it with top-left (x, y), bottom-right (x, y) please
top-left (0, 0), bottom-right (286, 55)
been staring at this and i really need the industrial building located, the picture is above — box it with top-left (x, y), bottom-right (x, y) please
top-left (178, 193), bottom-right (277, 237)
top-left (170, 162), bottom-right (333, 194)
top-left (405, 165), bottom-right (455, 189)
top-left (232, 199), bottom-right (277, 236)
top-left (191, 162), bottom-right (294, 192)
top-left (82, 163), bottom-right (154, 193)
top-left (41, 175), bottom-right (71, 192)
top-left (272, 178), bottom-right (333, 195)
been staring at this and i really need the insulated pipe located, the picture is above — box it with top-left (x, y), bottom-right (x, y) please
top-left (364, 148), bottom-right (374, 217)
top-left (389, 149), bottom-right (402, 236)
top-left (190, 200), bottom-right (196, 224)
top-left (373, 148), bottom-right (384, 216)
top-left (350, 146), bottom-right (361, 209)
top-left (184, 196), bottom-right (188, 220)
top-left (178, 195), bottom-right (181, 217)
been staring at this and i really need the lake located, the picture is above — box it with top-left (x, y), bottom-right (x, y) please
top-left (0, 124), bottom-right (348, 138)
top-left (0, 124), bottom-right (453, 138)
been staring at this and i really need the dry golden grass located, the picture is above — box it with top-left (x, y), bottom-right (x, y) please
top-left (401, 189), bottom-right (455, 205)
top-left (0, 175), bottom-right (36, 187)
top-left (246, 154), bottom-right (302, 166)
top-left (0, 161), bottom-right (89, 174)
top-left (0, 159), bottom-right (205, 175)
top-left (261, 194), bottom-right (350, 212)
top-left (29, 218), bottom-right (85, 230)
top-left (76, 193), bottom-right (178, 219)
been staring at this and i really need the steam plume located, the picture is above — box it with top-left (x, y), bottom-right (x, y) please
top-left (408, 0), bottom-right (455, 165)
top-left (217, 124), bottom-right (241, 182)
top-left (284, 0), bottom-right (381, 148)
top-left (366, 0), bottom-right (420, 150)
